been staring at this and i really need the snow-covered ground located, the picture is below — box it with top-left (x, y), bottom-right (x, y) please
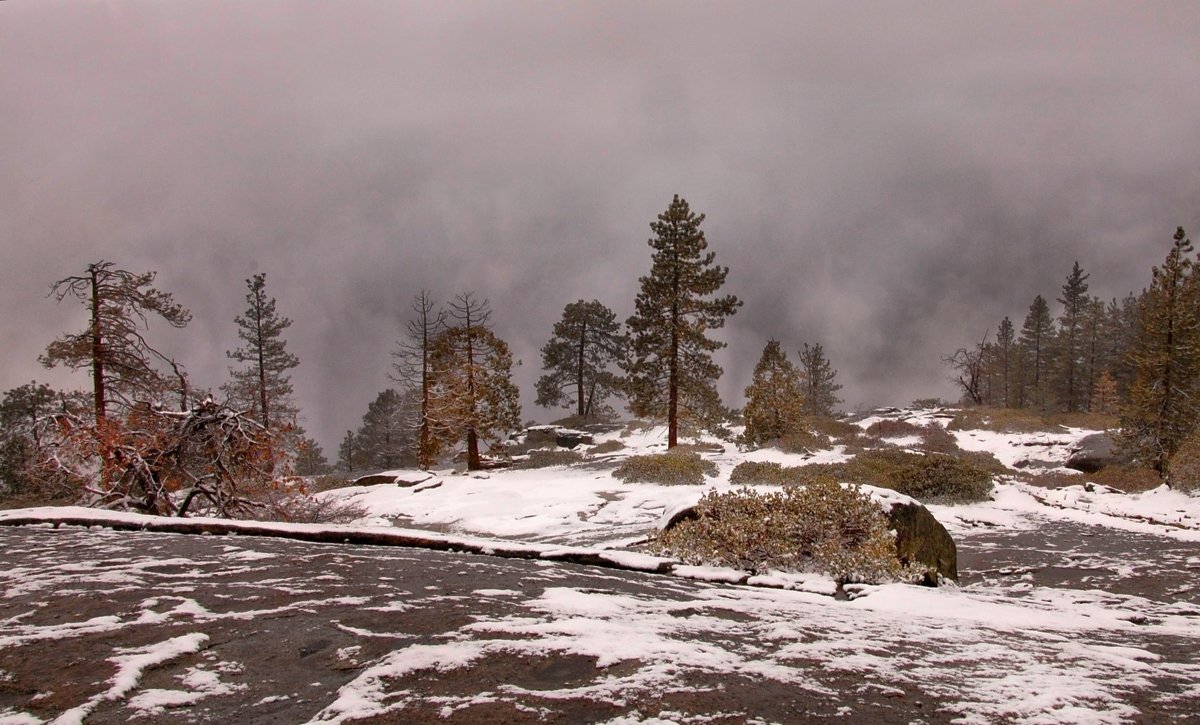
top-left (2, 408), bottom-right (1200, 723)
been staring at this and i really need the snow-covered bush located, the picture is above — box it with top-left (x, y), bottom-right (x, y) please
top-left (865, 419), bottom-right (923, 438)
top-left (517, 449), bottom-right (584, 469)
top-left (588, 439), bottom-right (626, 455)
top-left (613, 450), bottom-right (718, 485)
top-left (891, 454), bottom-right (994, 503)
top-left (776, 429), bottom-right (832, 454)
top-left (729, 461), bottom-right (795, 485)
top-left (650, 479), bottom-right (906, 583)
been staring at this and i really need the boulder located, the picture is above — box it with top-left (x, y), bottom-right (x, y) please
top-left (1066, 433), bottom-right (1129, 473)
top-left (353, 471), bottom-right (435, 487)
top-left (886, 502), bottom-right (957, 585)
top-left (555, 429), bottom-right (594, 449)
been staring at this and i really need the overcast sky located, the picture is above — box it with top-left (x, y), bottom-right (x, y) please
top-left (3, 2), bottom-right (1199, 454)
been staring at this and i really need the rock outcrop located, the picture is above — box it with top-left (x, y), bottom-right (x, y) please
top-left (886, 502), bottom-right (957, 585)
top-left (1066, 433), bottom-right (1129, 473)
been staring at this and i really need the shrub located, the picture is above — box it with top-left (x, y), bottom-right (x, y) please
top-left (889, 454), bottom-right (994, 503)
top-left (729, 461), bottom-right (792, 486)
top-left (1089, 464), bottom-right (1163, 493)
top-left (1168, 433), bottom-right (1200, 494)
top-left (650, 480), bottom-right (909, 583)
top-left (916, 424), bottom-right (962, 454)
top-left (588, 439), bottom-right (626, 455)
top-left (612, 450), bottom-right (718, 485)
top-left (310, 474), bottom-right (354, 492)
top-left (776, 430), bottom-right (832, 454)
top-left (803, 416), bottom-right (859, 441)
top-left (517, 449), bottom-right (584, 469)
top-left (865, 419), bottom-right (923, 438)
top-left (947, 407), bottom-right (1057, 434)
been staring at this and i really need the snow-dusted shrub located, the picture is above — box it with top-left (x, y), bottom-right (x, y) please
top-left (517, 449), bottom-right (584, 469)
top-left (588, 439), bottom-right (626, 455)
top-left (651, 479), bottom-right (905, 583)
top-left (865, 419), bottom-right (923, 438)
top-left (729, 461), bottom-right (796, 486)
top-left (613, 450), bottom-right (718, 485)
top-left (1168, 434), bottom-right (1200, 494)
top-left (776, 430), bottom-right (832, 454)
top-left (890, 454), bottom-right (994, 503)
top-left (916, 424), bottom-right (961, 454)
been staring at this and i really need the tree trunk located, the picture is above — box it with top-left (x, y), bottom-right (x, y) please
top-left (576, 319), bottom-right (586, 418)
top-left (89, 265), bottom-right (106, 426)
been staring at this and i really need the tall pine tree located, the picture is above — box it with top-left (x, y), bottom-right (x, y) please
top-left (223, 273), bottom-right (299, 431)
top-left (1053, 262), bottom-right (1091, 412)
top-left (798, 342), bottom-right (843, 417)
top-left (625, 196), bottom-right (741, 447)
top-left (391, 291), bottom-right (447, 470)
top-left (536, 299), bottom-right (627, 421)
top-left (742, 340), bottom-right (805, 446)
top-left (429, 294), bottom-right (521, 470)
top-left (1120, 227), bottom-right (1199, 473)
top-left (1019, 295), bottom-right (1055, 412)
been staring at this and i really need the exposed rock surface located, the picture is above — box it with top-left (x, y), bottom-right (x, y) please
top-left (1066, 433), bottom-right (1129, 473)
top-left (886, 502), bottom-right (958, 585)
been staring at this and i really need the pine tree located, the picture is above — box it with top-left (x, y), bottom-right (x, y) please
top-left (337, 430), bottom-right (362, 473)
top-left (1120, 227), bottom-right (1199, 473)
top-left (355, 388), bottom-right (418, 470)
top-left (293, 435), bottom-right (330, 476)
top-left (41, 261), bottom-right (192, 425)
top-left (798, 342), bottom-right (843, 417)
top-left (1080, 297), bottom-right (1105, 411)
top-left (429, 294), bottom-right (521, 470)
top-left (0, 382), bottom-right (68, 498)
top-left (535, 299), bottom-right (627, 421)
top-left (742, 340), bottom-right (806, 446)
top-left (223, 273), bottom-right (300, 431)
top-left (1090, 371), bottom-right (1120, 416)
top-left (391, 291), bottom-right (447, 470)
top-left (625, 196), bottom-right (742, 447)
top-left (995, 317), bottom-right (1016, 407)
top-left (1052, 262), bottom-right (1091, 412)
top-left (1018, 295), bottom-right (1055, 412)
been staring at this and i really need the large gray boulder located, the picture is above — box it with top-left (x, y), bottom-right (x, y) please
top-left (886, 502), bottom-right (957, 585)
top-left (1066, 433), bottom-right (1130, 473)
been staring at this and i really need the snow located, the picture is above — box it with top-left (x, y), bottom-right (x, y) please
top-left (4, 415), bottom-right (1200, 721)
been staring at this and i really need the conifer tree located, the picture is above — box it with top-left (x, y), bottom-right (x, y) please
top-left (354, 388), bottom-right (418, 470)
top-left (798, 342), bottom-right (843, 417)
top-left (1019, 295), bottom-right (1055, 412)
top-left (742, 340), bottom-right (805, 446)
top-left (995, 317), bottom-right (1016, 407)
top-left (1090, 371), bottom-right (1120, 416)
top-left (1053, 262), bottom-right (1091, 412)
top-left (391, 291), bottom-right (446, 469)
top-left (535, 299), bottom-right (627, 421)
top-left (625, 195), bottom-right (742, 447)
top-left (429, 294), bottom-right (521, 470)
top-left (337, 430), bottom-right (362, 473)
top-left (294, 436), bottom-right (330, 476)
top-left (223, 273), bottom-right (299, 431)
top-left (1120, 227), bottom-right (1199, 473)
top-left (42, 261), bottom-right (192, 425)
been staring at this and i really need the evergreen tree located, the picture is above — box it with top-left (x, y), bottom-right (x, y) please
top-left (1105, 293), bottom-right (1142, 398)
top-left (798, 342), bottom-right (843, 417)
top-left (293, 435), bottom-right (330, 476)
top-left (535, 299), bottom-right (627, 420)
top-left (625, 195), bottom-right (742, 447)
top-left (1018, 295), bottom-right (1055, 412)
top-left (355, 388), bottom-right (418, 470)
top-left (1080, 297), bottom-right (1106, 411)
top-left (429, 294), bottom-right (521, 470)
top-left (391, 290), bottom-right (446, 470)
top-left (337, 430), bottom-right (362, 473)
top-left (0, 382), bottom-right (66, 497)
top-left (1120, 227), bottom-right (1199, 473)
top-left (1052, 262), bottom-right (1091, 412)
top-left (1090, 371), bottom-right (1120, 416)
top-left (42, 261), bottom-right (192, 425)
top-left (742, 340), bottom-right (806, 446)
top-left (223, 273), bottom-right (300, 431)
top-left (995, 317), bottom-right (1017, 407)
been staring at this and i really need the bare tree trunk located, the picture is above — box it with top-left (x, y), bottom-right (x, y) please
top-left (576, 319), bottom-right (587, 418)
top-left (89, 265), bottom-right (106, 427)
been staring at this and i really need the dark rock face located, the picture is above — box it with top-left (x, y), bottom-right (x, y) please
top-left (887, 502), bottom-right (958, 585)
top-left (1066, 433), bottom-right (1129, 473)
top-left (354, 472), bottom-right (434, 487)
top-left (555, 430), bottom-right (595, 449)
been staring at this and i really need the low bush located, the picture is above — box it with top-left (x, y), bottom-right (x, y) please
top-left (865, 419), bottom-right (923, 438)
top-left (310, 474), bottom-right (354, 492)
top-left (1168, 434), bottom-right (1200, 494)
top-left (612, 449), bottom-right (718, 485)
top-left (890, 454), bottom-right (994, 503)
top-left (776, 430), bottom-right (832, 454)
top-left (803, 416), bottom-right (860, 441)
top-left (588, 439), bottom-right (626, 455)
top-left (650, 479), bottom-right (912, 583)
top-left (916, 424), bottom-right (962, 454)
top-left (517, 449), bottom-right (584, 469)
top-left (783, 448), bottom-right (994, 504)
top-left (947, 407), bottom-right (1056, 434)
top-left (729, 461), bottom-right (796, 486)
top-left (1023, 464), bottom-right (1162, 493)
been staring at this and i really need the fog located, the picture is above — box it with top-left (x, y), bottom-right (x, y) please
top-left (3, 2), bottom-right (1198, 452)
